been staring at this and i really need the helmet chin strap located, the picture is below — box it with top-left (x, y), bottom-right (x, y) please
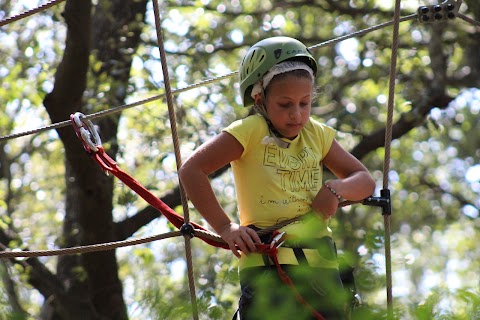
top-left (268, 127), bottom-right (291, 149)
top-left (253, 103), bottom-right (291, 149)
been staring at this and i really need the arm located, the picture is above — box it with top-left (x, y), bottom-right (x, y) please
top-left (312, 139), bottom-right (375, 218)
top-left (178, 132), bottom-right (261, 257)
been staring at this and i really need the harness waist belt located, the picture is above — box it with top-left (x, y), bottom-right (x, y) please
top-left (239, 236), bottom-right (339, 270)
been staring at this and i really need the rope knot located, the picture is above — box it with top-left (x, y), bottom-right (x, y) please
top-left (180, 223), bottom-right (195, 238)
top-left (255, 231), bottom-right (286, 256)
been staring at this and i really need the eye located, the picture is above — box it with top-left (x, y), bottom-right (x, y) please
top-left (300, 101), bottom-right (310, 108)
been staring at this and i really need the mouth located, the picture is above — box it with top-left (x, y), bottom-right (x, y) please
top-left (287, 123), bottom-right (302, 128)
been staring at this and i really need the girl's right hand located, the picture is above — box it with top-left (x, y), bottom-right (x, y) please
top-left (218, 222), bottom-right (262, 258)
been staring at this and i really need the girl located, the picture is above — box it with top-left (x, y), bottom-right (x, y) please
top-left (179, 36), bottom-right (375, 319)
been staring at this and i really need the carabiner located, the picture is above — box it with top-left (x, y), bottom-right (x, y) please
top-left (270, 231), bottom-right (286, 249)
top-left (71, 112), bottom-right (102, 153)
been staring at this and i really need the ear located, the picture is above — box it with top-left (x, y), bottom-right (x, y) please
top-left (253, 93), bottom-right (263, 106)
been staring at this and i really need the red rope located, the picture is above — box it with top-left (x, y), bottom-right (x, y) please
top-left (70, 111), bottom-right (227, 248)
top-left (91, 146), bottom-right (229, 249)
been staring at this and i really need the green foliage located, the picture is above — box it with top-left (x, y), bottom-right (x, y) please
top-left (1, 0), bottom-right (480, 319)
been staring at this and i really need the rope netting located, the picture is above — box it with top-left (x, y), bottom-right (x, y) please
top-left (1, 0), bottom-right (478, 318)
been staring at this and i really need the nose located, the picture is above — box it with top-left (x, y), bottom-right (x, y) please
top-left (289, 106), bottom-right (301, 120)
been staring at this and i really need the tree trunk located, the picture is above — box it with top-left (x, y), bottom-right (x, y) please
top-left (40, 0), bottom-right (148, 318)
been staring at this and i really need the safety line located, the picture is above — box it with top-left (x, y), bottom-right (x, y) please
top-left (0, 203), bottom-right (366, 259)
top-left (0, 72), bottom-right (236, 143)
top-left (0, 216), bottom-right (306, 259)
top-left (0, 231), bottom-right (183, 258)
top-left (309, 13), bottom-right (417, 50)
top-left (0, 212), bottom-right (341, 259)
top-left (0, 0), bottom-right (66, 27)
top-left (457, 12), bottom-right (480, 27)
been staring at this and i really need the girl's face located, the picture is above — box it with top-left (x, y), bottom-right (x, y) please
top-left (256, 74), bottom-right (314, 139)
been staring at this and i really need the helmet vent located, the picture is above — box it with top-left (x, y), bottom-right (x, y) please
top-left (249, 50), bottom-right (256, 62)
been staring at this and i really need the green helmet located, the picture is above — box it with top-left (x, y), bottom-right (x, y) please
top-left (239, 36), bottom-right (318, 107)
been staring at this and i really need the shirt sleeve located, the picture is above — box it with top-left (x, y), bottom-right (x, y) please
top-left (311, 118), bottom-right (336, 161)
top-left (222, 115), bottom-right (267, 153)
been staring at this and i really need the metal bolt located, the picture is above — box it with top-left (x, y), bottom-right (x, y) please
top-left (420, 6), bottom-right (430, 14)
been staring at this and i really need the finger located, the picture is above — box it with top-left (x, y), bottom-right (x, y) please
top-left (235, 238), bottom-right (251, 255)
top-left (227, 241), bottom-right (240, 258)
top-left (242, 234), bottom-right (257, 252)
top-left (247, 228), bottom-right (262, 244)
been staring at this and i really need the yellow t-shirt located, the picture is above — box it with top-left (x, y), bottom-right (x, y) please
top-left (223, 115), bottom-right (337, 268)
